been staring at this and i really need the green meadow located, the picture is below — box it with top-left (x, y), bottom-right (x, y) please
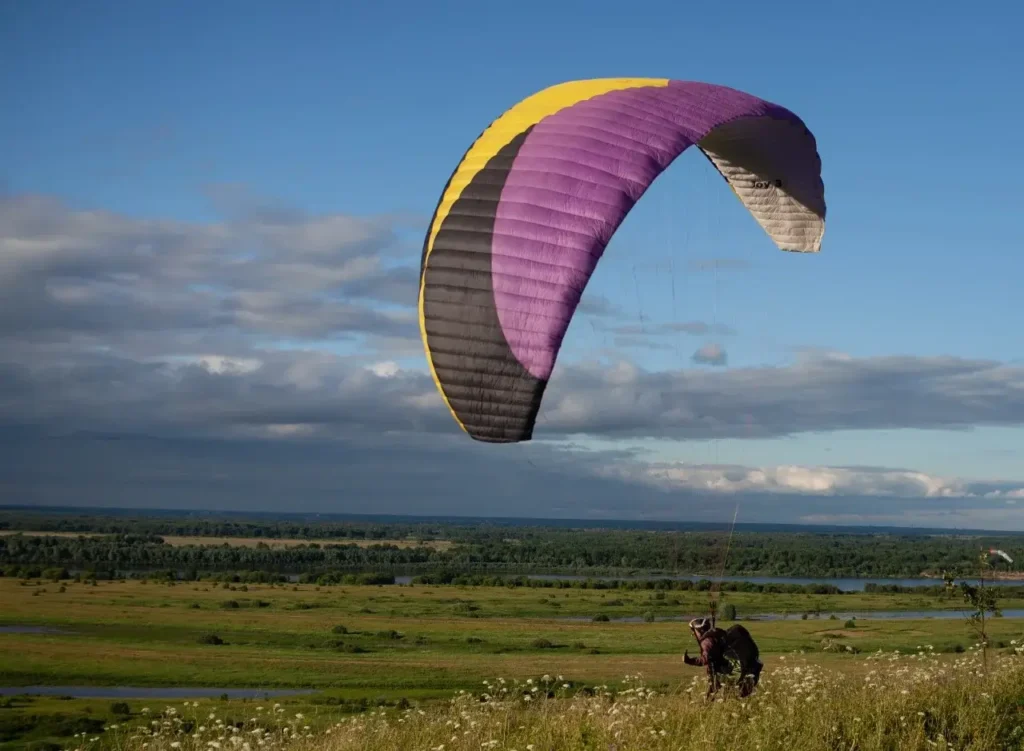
top-left (3, 578), bottom-right (1022, 688)
top-left (2, 576), bottom-right (1024, 749)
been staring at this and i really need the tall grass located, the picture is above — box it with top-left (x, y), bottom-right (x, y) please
top-left (81, 647), bottom-right (1024, 751)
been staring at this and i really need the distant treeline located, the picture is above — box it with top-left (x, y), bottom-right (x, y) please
top-left (1, 510), bottom-right (1021, 579)
top-left (411, 571), bottom-right (841, 594)
top-left (0, 512), bottom-right (450, 541)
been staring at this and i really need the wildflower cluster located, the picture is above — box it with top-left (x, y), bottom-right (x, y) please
top-left (64, 701), bottom-right (324, 751)
top-left (63, 652), bottom-right (1024, 751)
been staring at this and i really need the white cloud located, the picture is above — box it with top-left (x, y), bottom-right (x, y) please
top-left (368, 361), bottom-right (401, 378)
top-left (537, 354), bottom-right (1024, 441)
top-left (0, 193), bottom-right (420, 350)
top-left (607, 460), bottom-right (1024, 499)
top-left (197, 355), bottom-right (262, 375)
top-left (692, 342), bottom-right (727, 366)
top-left (2, 191), bottom-right (1024, 521)
top-left (984, 488), bottom-right (1024, 499)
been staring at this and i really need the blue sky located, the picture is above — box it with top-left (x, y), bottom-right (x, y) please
top-left (1, 0), bottom-right (1022, 525)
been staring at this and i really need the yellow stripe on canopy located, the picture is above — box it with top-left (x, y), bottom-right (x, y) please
top-left (417, 77), bottom-right (670, 433)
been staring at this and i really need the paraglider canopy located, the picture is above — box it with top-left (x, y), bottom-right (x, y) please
top-left (988, 549), bottom-right (1013, 565)
top-left (419, 78), bottom-right (827, 443)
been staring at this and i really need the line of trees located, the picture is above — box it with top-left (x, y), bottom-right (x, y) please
top-left (2, 511), bottom-right (1022, 580)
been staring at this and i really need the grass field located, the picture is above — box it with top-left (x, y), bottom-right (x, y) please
top-left (2, 577), bottom-right (1023, 749)
top-left (10, 652), bottom-right (1024, 751)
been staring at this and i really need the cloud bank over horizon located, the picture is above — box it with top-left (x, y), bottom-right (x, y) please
top-left (2, 192), bottom-right (1023, 527)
